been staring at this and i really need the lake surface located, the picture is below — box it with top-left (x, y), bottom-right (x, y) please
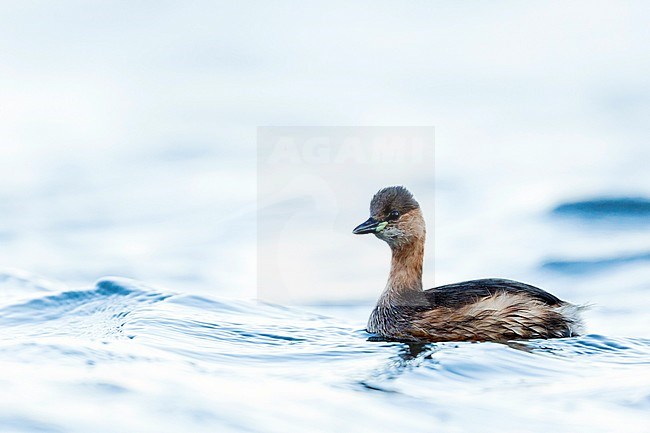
top-left (0, 263), bottom-right (649, 433)
top-left (1, 2), bottom-right (650, 432)
top-left (2, 192), bottom-right (650, 433)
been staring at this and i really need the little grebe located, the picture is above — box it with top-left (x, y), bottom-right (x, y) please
top-left (353, 186), bottom-right (585, 342)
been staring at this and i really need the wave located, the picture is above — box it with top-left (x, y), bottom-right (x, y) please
top-left (0, 277), bottom-right (367, 363)
top-left (1, 276), bottom-right (648, 433)
top-left (1, 277), bottom-right (647, 370)
top-left (541, 251), bottom-right (650, 274)
top-left (552, 196), bottom-right (650, 221)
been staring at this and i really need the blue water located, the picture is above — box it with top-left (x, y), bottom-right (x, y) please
top-left (1, 266), bottom-right (649, 433)
top-left (2, 2), bottom-right (650, 432)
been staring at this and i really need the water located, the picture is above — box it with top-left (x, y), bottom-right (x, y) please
top-left (1, 273), bottom-right (649, 433)
top-left (4, 193), bottom-right (649, 433)
top-left (0, 198), bottom-right (649, 433)
top-left (2, 1), bottom-right (650, 432)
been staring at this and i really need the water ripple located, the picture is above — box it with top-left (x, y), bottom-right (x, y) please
top-left (552, 197), bottom-right (650, 219)
top-left (0, 277), bottom-right (648, 433)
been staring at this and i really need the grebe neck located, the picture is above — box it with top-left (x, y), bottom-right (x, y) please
top-left (367, 233), bottom-right (427, 334)
top-left (380, 236), bottom-right (425, 306)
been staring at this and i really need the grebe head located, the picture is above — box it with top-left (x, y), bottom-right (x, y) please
top-left (353, 186), bottom-right (425, 249)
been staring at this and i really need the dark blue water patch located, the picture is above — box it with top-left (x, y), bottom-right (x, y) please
top-left (541, 251), bottom-right (650, 274)
top-left (552, 197), bottom-right (650, 220)
top-left (0, 277), bottom-right (171, 326)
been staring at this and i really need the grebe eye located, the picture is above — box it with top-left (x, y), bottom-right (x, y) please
top-left (388, 210), bottom-right (400, 220)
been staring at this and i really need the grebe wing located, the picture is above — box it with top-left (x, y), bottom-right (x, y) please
top-left (423, 278), bottom-right (563, 308)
